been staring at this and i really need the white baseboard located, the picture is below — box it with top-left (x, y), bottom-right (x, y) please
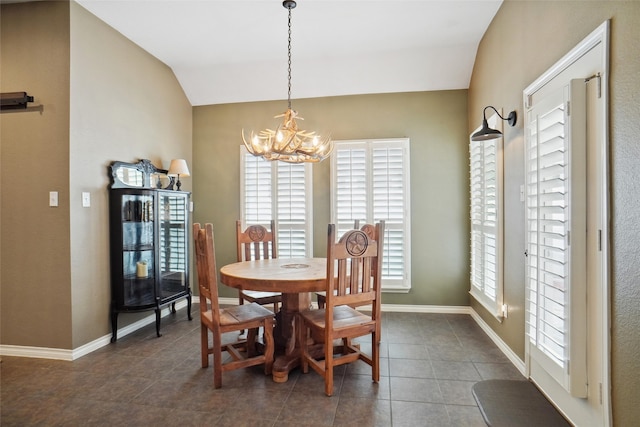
top-left (469, 307), bottom-right (526, 375)
top-left (1, 300), bottom-right (523, 376)
top-left (0, 300), bottom-right (190, 361)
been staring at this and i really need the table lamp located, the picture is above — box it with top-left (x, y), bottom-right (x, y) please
top-left (168, 159), bottom-right (190, 191)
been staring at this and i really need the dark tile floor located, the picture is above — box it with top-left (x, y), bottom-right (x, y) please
top-left (1, 305), bottom-right (525, 426)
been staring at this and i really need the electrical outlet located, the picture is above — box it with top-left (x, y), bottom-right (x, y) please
top-left (49, 191), bottom-right (58, 207)
top-left (82, 192), bottom-right (91, 207)
top-left (502, 304), bottom-right (509, 318)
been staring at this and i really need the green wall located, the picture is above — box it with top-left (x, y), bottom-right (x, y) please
top-left (468, 1), bottom-right (640, 424)
top-left (193, 90), bottom-right (471, 305)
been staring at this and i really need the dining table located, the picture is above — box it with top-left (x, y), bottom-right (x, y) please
top-left (219, 257), bottom-right (327, 383)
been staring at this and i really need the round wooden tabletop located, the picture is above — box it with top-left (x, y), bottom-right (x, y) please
top-left (219, 257), bottom-right (327, 293)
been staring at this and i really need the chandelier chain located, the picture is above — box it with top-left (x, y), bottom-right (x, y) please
top-left (241, 0), bottom-right (333, 163)
top-left (287, 6), bottom-right (292, 110)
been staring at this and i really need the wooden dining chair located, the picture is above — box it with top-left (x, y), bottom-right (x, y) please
top-left (298, 221), bottom-right (385, 396)
top-left (236, 220), bottom-right (282, 312)
top-left (193, 223), bottom-right (275, 388)
top-left (316, 220), bottom-right (375, 309)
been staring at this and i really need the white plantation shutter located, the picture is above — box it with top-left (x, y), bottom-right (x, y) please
top-left (469, 114), bottom-right (503, 317)
top-left (331, 139), bottom-right (411, 291)
top-left (242, 151), bottom-right (272, 223)
top-left (241, 147), bottom-right (312, 258)
top-left (372, 145), bottom-right (407, 284)
top-left (525, 81), bottom-right (587, 397)
top-left (527, 100), bottom-right (567, 367)
top-left (334, 146), bottom-right (367, 238)
top-left (276, 162), bottom-right (311, 258)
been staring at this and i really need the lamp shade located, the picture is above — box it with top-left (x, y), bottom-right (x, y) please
top-left (167, 159), bottom-right (190, 177)
top-left (471, 119), bottom-right (504, 141)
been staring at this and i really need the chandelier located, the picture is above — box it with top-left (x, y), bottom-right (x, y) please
top-left (242, 0), bottom-right (333, 164)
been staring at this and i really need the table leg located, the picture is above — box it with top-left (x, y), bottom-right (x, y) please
top-left (272, 292), bottom-right (310, 383)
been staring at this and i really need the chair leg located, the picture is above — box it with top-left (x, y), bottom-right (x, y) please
top-left (247, 328), bottom-right (258, 357)
top-left (200, 324), bottom-right (209, 368)
top-left (325, 338), bottom-right (334, 397)
top-left (238, 294), bottom-right (247, 337)
top-left (372, 332), bottom-right (380, 382)
top-left (213, 332), bottom-right (223, 389)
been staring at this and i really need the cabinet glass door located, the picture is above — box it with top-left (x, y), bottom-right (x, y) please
top-left (121, 194), bottom-right (155, 306)
top-left (158, 192), bottom-right (188, 300)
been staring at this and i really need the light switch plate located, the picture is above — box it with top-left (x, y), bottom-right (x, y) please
top-left (49, 191), bottom-right (58, 207)
top-left (82, 192), bottom-right (91, 207)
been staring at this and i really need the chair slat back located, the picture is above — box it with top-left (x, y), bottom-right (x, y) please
top-left (236, 220), bottom-right (278, 262)
top-left (325, 221), bottom-right (384, 312)
top-left (193, 223), bottom-right (220, 323)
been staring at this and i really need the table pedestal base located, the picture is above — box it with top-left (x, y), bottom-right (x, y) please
top-left (271, 291), bottom-right (320, 382)
top-left (273, 354), bottom-right (299, 383)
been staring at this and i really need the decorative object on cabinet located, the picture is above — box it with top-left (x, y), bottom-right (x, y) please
top-left (167, 159), bottom-right (190, 191)
top-left (108, 159), bottom-right (192, 342)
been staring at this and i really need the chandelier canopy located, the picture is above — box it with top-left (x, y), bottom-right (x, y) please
top-left (242, 0), bottom-right (333, 164)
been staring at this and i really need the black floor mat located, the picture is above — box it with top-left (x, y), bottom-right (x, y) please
top-left (472, 380), bottom-right (571, 427)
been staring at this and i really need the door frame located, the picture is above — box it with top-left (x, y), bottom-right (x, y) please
top-left (522, 20), bottom-right (610, 427)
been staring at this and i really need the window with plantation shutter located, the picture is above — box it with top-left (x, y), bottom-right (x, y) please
top-left (331, 139), bottom-right (411, 292)
top-left (240, 147), bottom-right (312, 258)
top-left (469, 113), bottom-right (504, 318)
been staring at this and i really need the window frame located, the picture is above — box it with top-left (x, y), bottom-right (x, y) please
top-left (240, 146), bottom-right (313, 258)
top-left (330, 138), bottom-right (411, 292)
top-left (469, 112), bottom-right (505, 319)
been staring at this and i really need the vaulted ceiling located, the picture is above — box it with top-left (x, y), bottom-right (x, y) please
top-left (75, 0), bottom-right (502, 106)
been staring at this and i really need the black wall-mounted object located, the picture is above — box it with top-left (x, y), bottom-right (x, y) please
top-left (471, 105), bottom-right (517, 142)
top-left (1, 92), bottom-right (34, 110)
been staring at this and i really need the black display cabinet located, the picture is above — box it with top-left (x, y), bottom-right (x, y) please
top-left (108, 159), bottom-right (192, 342)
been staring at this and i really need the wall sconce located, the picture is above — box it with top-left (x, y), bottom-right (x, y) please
top-left (471, 106), bottom-right (517, 141)
top-left (168, 159), bottom-right (190, 191)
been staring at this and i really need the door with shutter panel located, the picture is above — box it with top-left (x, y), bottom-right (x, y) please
top-left (525, 80), bottom-right (587, 397)
top-left (523, 22), bottom-right (609, 425)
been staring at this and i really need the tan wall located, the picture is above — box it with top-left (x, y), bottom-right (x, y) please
top-left (193, 90), bottom-right (471, 305)
top-left (1, 1), bottom-right (72, 349)
top-left (0, 1), bottom-right (192, 350)
top-left (468, 1), bottom-right (640, 424)
top-left (68, 2), bottom-right (192, 347)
